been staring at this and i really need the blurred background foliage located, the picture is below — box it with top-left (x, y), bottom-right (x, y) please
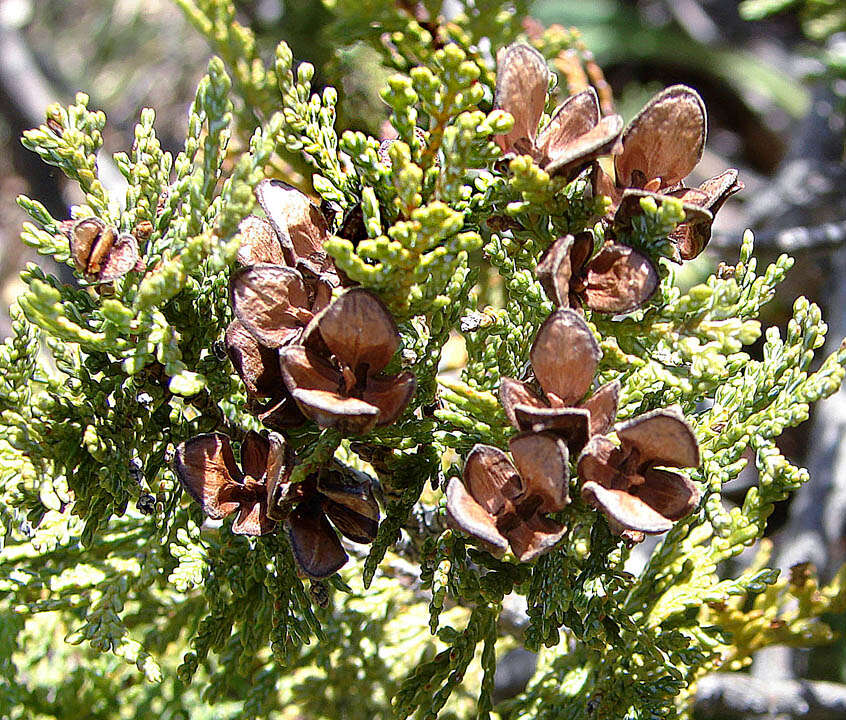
top-left (2, 0), bottom-right (846, 714)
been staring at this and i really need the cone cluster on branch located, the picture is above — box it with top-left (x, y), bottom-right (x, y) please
top-left (446, 43), bottom-right (714, 559)
top-left (494, 42), bottom-right (742, 262)
top-left (176, 180), bottom-right (417, 577)
top-left (173, 44), bottom-right (732, 575)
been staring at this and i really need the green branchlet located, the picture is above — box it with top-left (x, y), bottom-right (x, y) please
top-left (21, 93), bottom-right (110, 216)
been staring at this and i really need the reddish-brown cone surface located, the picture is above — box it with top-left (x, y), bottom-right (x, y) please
top-left (499, 309), bottom-right (617, 454)
top-left (173, 431), bottom-right (277, 536)
top-left (174, 432), bottom-right (380, 578)
top-left (279, 288), bottom-right (416, 434)
top-left (69, 217), bottom-right (141, 283)
top-left (447, 433), bottom-right (570, 562)
top-left (578, 407), bottom-right (701, 542)
top-left (591, 85), bottom-right (740, 260)
top-left (266, 443), bottom-right (380, 579)
top-left (536, 233), bottom-right (658, 314)
top-left (494, 43), bottom-right (623, 180)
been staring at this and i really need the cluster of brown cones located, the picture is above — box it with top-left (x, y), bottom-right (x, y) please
top-left (227, 180), bottom-right (416, 435)
top-left (494, 42), bottom-right (742, 268)
top-left (446, 308), bottom-right (701, 560)
top-left (168, 44), bottom-right (735, 573)
top-left (442, 44), bottom-right (713, 562)
top-left (175, 181), bottom-right (417, 578)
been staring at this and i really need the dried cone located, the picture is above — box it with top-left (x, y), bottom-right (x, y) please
top-left (499, 309), bottom-right (617, 454)
top-left (267, 447), bottom-right (380, 579)
top-left (494, 43), bottom-right (623, 180)
top-left (579, 407), bottom-right (701, 542)
top-left (173, 431), bottom-right (276, 536)
top-left (69, 217), bottom-right (140, 283)
top-left (536, 233), bottom-right (658, 314)
top-left (609, 85), bottom-right (707, 200)
top-left (447, 433), bottom-right (569, 562)
top-left (279, 288), bottom-right (416, 435)
top-left (592, 84), bottom-right (741, 260)
top-left (173, 431), bottom-right (380, 578)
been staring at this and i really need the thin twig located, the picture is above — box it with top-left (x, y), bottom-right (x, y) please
top-left (695, 673), bottom-right (846, 719)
